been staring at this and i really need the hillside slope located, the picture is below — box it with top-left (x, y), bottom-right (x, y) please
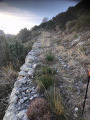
top-left (3, 29), bottom-right (90, 120)
top-left (33, 1), bottom-right (90, 32)
top-left (3, 1), bottom-right (90, 120)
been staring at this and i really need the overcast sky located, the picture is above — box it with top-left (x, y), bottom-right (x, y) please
top-left (0, 0), bottom-right (80, 34)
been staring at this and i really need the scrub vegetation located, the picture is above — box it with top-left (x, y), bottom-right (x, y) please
top-left (0, 0), bottom-right (90, 120)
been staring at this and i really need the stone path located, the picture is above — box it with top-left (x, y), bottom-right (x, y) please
top-left (3, 41), bottom-right (43, 120)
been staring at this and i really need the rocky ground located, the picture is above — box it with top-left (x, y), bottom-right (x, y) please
top-left (3, 30), bottom-right (90, 120)
top-left (41, 30), bottom-right (90, 120)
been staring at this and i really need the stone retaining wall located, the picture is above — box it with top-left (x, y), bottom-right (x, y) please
top-left (3, 41), bottom-right (43, 120)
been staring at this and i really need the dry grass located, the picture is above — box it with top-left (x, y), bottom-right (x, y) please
top-left (0, 63), bottom-right (18, 120)
top-left (2, 63), bottom-right (18, 82)
top-left (53, 85), bottom-right (64, 115)
top-left (68, 59), bottom-right (76, 68)
top-left (55, 45), bottom-right (65, 53)
top-left (46, 86), bottom-right (64, 116)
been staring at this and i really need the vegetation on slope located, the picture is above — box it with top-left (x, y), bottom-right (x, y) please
top-left (0, 28), bottom-right (40, 120)
top-left (0, 0), bottom-right (90, 119)
top-left (33, 1), bottom-right (90, 31)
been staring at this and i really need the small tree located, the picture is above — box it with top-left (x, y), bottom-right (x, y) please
top-left (17, 28), bottom-right (29, 43)
top-left (7, 39), bottom-right (25, 70)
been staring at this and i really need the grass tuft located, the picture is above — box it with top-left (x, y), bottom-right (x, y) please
top-left (38, 75), bottom-right (53, 89)
top-left (42, 66), bottom-right (57, 75)
top-left (46, 53), bottom-right (54, 62)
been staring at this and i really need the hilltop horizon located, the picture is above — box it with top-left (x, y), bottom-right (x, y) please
top-left (0, 0), bottom-right (80, 34)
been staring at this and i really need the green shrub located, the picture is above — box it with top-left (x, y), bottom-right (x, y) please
top-left (39, 75), bottom-right (53, 89)
top-left (46, 53), bottom-right (54, 62)
top-left (6, 39), bottom-right (26, 70)
top-left (74, 14), bottom-right (90, 30)
top-left (17, 28), bottom-right (30, 43)
top-left (23, 43), bottom-right (32, 54)
top-left (7, 40), bottom-right (23, 58)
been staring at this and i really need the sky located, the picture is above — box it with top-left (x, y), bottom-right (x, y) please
top-left (0, 0), bottom-right (80, 35)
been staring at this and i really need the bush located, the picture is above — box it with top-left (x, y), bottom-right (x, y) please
top-left (0, 34), bottom-right (32, 70)
top-left (6, 39), bottom-right (27, 70)
top-left (7, 39), bottom-right (24, 59)
top-left (73, 14), bottom-right (90, 31)
top-left (17, 28), bottom-right (30, 43)
top-left (78, 16), bottom-right (89, 27)
top-left (46, 53), bottom-right (54, 62)
top-left (23, 43), bottom-right (32, 54)
top-left (27, 98), bottom-right (51, 120)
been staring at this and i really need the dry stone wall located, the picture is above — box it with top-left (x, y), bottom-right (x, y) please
top-left (3, 41), bottom-right (43, 120)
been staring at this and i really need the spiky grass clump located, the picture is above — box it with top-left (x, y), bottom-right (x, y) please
top-left (39, 75), bottom-right (53, 89)
top-left (42, 66), bottom-right (57, 75)
top-left (35, 66), bottom-right (56, 91)
top-left (46, 53), bottom-right (54, 62)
